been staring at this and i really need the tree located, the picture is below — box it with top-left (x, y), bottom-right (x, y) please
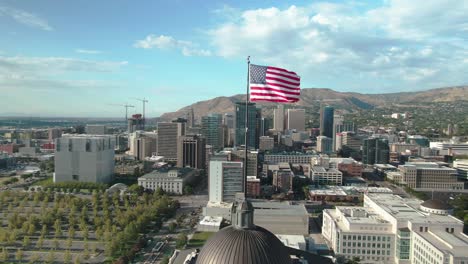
top-left (15, 248), bottom-right (23, 261)
top-left (168, 222), bottom-right (178, 233)
top-left (0, 247), bottom-right (7, 262)
top-left (46, 250), bottom-right (55, 264)
top-left (29, 253), bottom-right (39, 264)
top-left (161, 256), bottom-right (170, 264)
top-left (176, 233), bottom-right (188, 249)
top-left (183, 185), bottom-right (193, 195)
top-left (347, 257), bottom-right (361, 264)
top-left (64, 250), bottom-right (71, 264)
top-left (23, 235), bottom-right (30, 248)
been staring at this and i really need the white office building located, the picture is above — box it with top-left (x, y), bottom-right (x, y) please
top-left (323, 193), bottom-right (468, 264)
top-left (138, 168), bottom-right (196, 195)
top-left (54, 135), bottom-right (115, 183)
top-left (310, 166), bottom-right (343, 185)
top-left (453, 159), bottom-right (468, 181)
top-left (209, 160), bottom-right (243, 203)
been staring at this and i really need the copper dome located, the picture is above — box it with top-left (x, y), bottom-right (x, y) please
top-left (196, 225), bottom-right (291, 264)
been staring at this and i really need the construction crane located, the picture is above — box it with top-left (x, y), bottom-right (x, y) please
top-left (132, 97), bottom-right (149, 128)
top-left (108, 103), bottom-right (135, 121)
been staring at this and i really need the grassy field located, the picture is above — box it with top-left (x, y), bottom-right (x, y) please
top-left (187, 232), bottom-right (214, 248)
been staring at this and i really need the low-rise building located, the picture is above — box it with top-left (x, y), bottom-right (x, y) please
top-left (310, 166), bottom-right (343, 185)
top-left (323, 193), bottom-right (468, 264)
top-left (138, 168), bottom-right (197, 195)
top-left (399, 162), bottom-right (464, 190)
top-left (246, 176), bottom-right (260, 198)
top-left (453, 159), bottom-right (468, 181)
top-left (265, 153), bottom-right (315, 164)
top-left (259, 136), bottom-right (275, 151)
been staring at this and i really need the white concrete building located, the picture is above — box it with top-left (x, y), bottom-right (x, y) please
top-left (398, 162), bottom-right (464, 190)
top-left (54, 135), bottom-right (114, 183)
top-left (430, 141), bottom-right (468, 155)
top-left (209, 160), bottom-right (243, 203)
top-left (310, 166), bottom-right (343, 185)
top-left (323, 193), bottom-right (468, 264)
top-left (138, 168), bottom-right (196, 195)
top-left (453, 159), bottom-right (468, 181)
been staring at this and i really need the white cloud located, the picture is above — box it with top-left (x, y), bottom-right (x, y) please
top-left (134, 34), bottom-right (211, 57)
top-left (207, 1), bottom-right (468, 90)
top-left (75, 49), bottom-right (102, 54)
top-left (0, 56), bottom-right (127, 92)
top-left (0, 6), bottom-right (53, 31)
top-left (0, 56), bottom-right (127, 73)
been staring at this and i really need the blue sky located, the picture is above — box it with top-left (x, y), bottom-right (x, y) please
top-left (1, 0), bottom-right (467, 117)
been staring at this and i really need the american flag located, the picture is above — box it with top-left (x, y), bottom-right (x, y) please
top-left (249, 64), bottom-right (300, 103)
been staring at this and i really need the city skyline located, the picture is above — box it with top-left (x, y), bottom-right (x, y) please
top-left (1, 0), bottom-right (468, 117)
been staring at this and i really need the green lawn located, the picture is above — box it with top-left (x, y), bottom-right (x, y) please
top-left (188, 232), bottom-right (214, 248)
top-left (33, 177), bottom-right (53, 186)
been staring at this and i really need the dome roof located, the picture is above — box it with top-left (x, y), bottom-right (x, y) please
top-left (421, 199), bottom-right (453, 210)
top-left (196, 225), bottom-right (291, 264)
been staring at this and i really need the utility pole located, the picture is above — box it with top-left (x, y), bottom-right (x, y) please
top-left (108, 104), bottom-right (135, 122)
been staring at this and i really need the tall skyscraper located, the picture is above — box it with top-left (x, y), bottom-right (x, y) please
top-left (235, 102), bottom-right (257, 149)
top-left (223, 113), bottom-right (234, 129)
top-left (208, 160), bottom-right (243, 203)
top-left (201, 113), bottom-right (223, 151)
top-left (286, 108), bottom-right (305, 131)
top-left (320, 106), bottom-right (334, 138)
top-left (157, 121), bottom-right (185, 161)
top-left (128, 131), bottom-right (157, 160)
top-left (317, 136), bottom-right (333, 154)
top-left (54, 135), bottom-right (114, 183)
top-left (177, 135), bottom-right (206, 169)
top-left (186, 108), bottom-right (195, 128)
top-left (363, 138), bottom-right (390, 165)
top-left (332, 114), bottom-right (355, 150)
top-left (273, 105), bottom-right (285, 131)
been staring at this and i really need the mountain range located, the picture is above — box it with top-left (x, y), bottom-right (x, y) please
top-left (159, 86), bottom-right (468, 122)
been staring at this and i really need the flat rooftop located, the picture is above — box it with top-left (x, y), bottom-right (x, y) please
top-left (417, 230), bottom-right (468, 257)
top-left (365, 193), bottom-right (463, 225)
top-left (309, 186), bottom-right (393, 196)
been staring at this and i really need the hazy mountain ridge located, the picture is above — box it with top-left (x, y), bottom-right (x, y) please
top-left (159, 86), bottom-right (468, 121)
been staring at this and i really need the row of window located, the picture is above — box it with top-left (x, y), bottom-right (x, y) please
top-left (343, 234), bottom-right (391, 242)
top-left (343, 242), bottom-right (391, 249)
top-left (343, 248), bottom-right (391, 256)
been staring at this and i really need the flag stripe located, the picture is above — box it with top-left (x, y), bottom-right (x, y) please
top-left (250, 86), bottom-right (300, 96)
top-left (266, 76), bottom-right (300, 86)
top-left (266, 70), bottom-right (300, 80)
top-left (251, 96), bottom-right (299, 103)
top-left (266, 73), bottom-right (300, 84)
top-left (250, 93), bottom-right (299, 101)
top-left (264, 80), bottom-right (300, 90)
top-left (267, 66), bottom-right (297, 75)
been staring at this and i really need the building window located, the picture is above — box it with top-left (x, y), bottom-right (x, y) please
top-left (72, 175), bottom-right (79, 181)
